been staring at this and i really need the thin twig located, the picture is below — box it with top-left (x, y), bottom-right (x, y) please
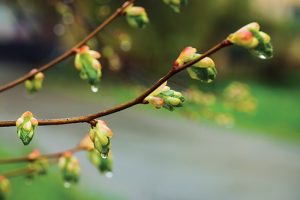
top-left (0, 40), bottom-right (232, 127)
top-left (0, 146), bottom-right (82, 165)
top-left (0, 0), bottom-right (135, 93)
top-left (1, 167), bottom-right (35, 178)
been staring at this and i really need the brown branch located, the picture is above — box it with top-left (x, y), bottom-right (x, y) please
top-left (1, 167), bottom-right (35, 179)
top-left (0, 39), bottom-right (232, 127)
top-left (0, 0), bottom-right (135, 93)
top-left (0, 146), bottom-right (83, 165)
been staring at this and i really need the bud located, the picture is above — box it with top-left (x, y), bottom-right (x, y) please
top-left (75, 45), bottom-right (102, 87)
top-left (88, 150), bottom-right (113, 175)
top-left (79, 134), bottom-right (94, 151)
top-left (0, 176), bottom-right (9, 200)
top-left (16, 111), bottom-right (38, 145)
top-left (58, 152), bottom-right (80, 184)
top-left (27, 149), bottom-right (49, 176)
top-left (163, 0), bottom-right (188, 13)
top-left (228, 22), bottom-right (273, 59)
top-left (89, 120), bottom-right (113, 158)
top-left (25, 69), bottom-right (45, 93)
top-left (187, 55), bottom-right (217, 83)
top-left (146, 96), bottom-right (164, 109)
top-left (145, 82), bottom-right (185, 111)
top-left (125, 6), bottom-right (149, 28)
top-left (173, 46), bottom-right (197, 69)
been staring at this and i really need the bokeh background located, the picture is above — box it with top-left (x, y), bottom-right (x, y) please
top-left (0, 0), bottom-right (300, 200)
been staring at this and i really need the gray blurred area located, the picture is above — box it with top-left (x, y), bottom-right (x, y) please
top-left (1, 65), bottom-right (300, 200)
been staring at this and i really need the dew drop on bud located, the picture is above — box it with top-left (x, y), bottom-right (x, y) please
top-left (100, 153), bottom-right (108, 159)
top-left (64, 181), bottom-right (71, 188)
top-left (91, 85), bottom-right (99, 93)
top-left (251, 50), bottom-right (273, 59)
top-left (105, 172), bottom-right (113, 178)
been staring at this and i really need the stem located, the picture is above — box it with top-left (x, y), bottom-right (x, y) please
top-left (0, 40), bottom-right (232, 127)
top-left (1, 167), bottom-right (35, 179)
top-left (0, 0), bottom-right (135, 93)
top-left (0, 146), bottom-right (82, 165)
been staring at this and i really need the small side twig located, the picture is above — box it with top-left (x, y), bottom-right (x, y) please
top-left (0, 146), bottom-right (83, 165)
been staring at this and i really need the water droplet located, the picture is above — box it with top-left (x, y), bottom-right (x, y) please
top-left (90, 85), bottom-right (99, 93)
top-left (100, 153), bottom-right (108, 159)
top-left (64, 182), bottom-right (71, 188)
top-left (249, 43), bottom-right (273, 60)
top-left (105, 172), bottom-right (113, 178)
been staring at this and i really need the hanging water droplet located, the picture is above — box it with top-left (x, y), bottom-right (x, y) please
top-left (91, 85), bottom-right (99, 93)
top-left (250, 49), bottom-right (273, 60)
top-left (101, 153), bottom-right (108, 159)
top-left (249, 41), bottom-right (273, 60)
top-left (64, 181), bottom-right (71, 188)
top-left (105, 172), bottom-right (113, 178)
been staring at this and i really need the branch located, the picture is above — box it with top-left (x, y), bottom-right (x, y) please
top-left (0, 146), bottom-right (83, 165)
top-left (0, 39), bottom-right (232, 127)
top-left (1, 167), bottom-right (35, 179)
top-left (0, 0), bottom-right (135, 93)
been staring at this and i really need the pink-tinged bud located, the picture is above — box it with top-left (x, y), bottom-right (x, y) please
top-left (16, 111), bottom-right (38, 145)
top-left (243, 22), bottom-right (260, 31)
top-left (74, 45), bottom-right (102, 87)
top-left (89, 120), bottom-right (113, 157)
top-left (23, 121), bottom-right (32, 132)
top-left (16, 117), bottom-right (24, 127)
top-left (77, 45), bottom-right (90, 54)
top-left (79, 135), bottom-right (94, 151)
top-left (59, 152), bottom-right (80, 184)
top-left (22, 111), bottom-right (33, 119)
top-left (35, 72), bottom-right (45, 81)
top-left (173, 47), bottom-right (197, 68)
top-left (28, 149), bottom-right (41, 160)
top-left (89, 50), bottom-right (101, 59)
top-left (147, 96), bottom-right (164, 108)
top-left (228, 22), bottom-right (264, 49)
top-left (228, 29), bottom-right (255, 48)
top-left (97, 120), bottom-right (113, 138)
top-left (31, 118), bottom-right (38, 126)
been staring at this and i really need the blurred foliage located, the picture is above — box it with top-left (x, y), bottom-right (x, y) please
top-left (5, 0), bottom-right (300, 83)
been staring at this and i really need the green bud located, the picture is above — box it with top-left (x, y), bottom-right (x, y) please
top-left (58, 152), bottom-right (80, 185)
top-left (27, 150), bottom-right (49, 176)
top-left (88, 150), bottom-right (113, 176)
top-left (187, 66), bottom-right (217, 83)
top-left (0, 176), bottom-right (9, 200)
top-left (228, 22), bottom-right (273, 59)
top-left (146, 82), bottom-right (185, 111)
top-left (163, 0), bottom-right (188, 13)
top-left (186, 54), bottom-right (217, 83)
top-left (125, 6), bottom-right (149, 28)
top-left (249, 29), bottom-right (273, 59)
top-left (75, 46), bottom-right (102, 87)
top-left (25, 69), bottom-right (45, 93)
top-left (166, 97), bottom-right (181, 106)
top-left (89, 120), bottom-right (113, 158)
top-left (16, 111), bottom-right (38, 145)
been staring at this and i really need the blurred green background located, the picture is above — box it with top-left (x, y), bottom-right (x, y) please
top-left (0, 0), bottom-right (300, 200)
